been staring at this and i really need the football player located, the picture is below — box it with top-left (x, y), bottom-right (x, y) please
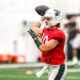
top-left (30, 8), bottom-right (67, 80)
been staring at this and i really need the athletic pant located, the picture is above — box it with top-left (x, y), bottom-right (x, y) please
top-left (47, 64), bottom-right (67, 80)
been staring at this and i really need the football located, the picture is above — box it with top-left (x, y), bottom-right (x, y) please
top-left (35, 5), bottom-right (49, 16)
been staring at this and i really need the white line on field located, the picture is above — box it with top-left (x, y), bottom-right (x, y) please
top-left (0, 74), bottom-right (80, 79)
top-left (68, 69), bottom-right (80, 72)
top-left (0, 62), bottom-right (80, 68)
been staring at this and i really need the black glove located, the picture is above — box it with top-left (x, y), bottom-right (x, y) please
top-left (28, 29), bottom-right (42, 48)
top-left (28, 29), bottom-right (37, 39)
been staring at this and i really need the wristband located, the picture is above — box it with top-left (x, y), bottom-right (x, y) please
top-left (34, 37), bottom-right (42, 48)
top-left (28, 29), bottom-right (42, 48)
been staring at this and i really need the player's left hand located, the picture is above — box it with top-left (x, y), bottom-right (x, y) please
top-left (28, 29), bottom-right (37, 40)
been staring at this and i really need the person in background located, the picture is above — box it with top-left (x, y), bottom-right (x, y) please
top-left (64, 14), bottom-right (80, 65)
top-left (70, 16), bottom-right (80, 65)
top-left (21, 20), bottom-right (28, 36)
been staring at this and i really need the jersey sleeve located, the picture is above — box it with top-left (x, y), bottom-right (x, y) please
top-left (52, 30), bottom-right (65, 41)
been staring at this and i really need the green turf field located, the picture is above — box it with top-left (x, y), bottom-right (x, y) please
top-left (0, 65), bottom-right (80, 80)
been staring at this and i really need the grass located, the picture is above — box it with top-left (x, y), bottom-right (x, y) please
top-left (0, 65), bottom-right (80, 80)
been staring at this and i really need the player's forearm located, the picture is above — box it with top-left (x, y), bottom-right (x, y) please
top-left (39, 40), bottom-right (59, 53)
top-left (31, 21), bottom-right (42, 36)
top-left (39, 44), bottom-right (54, 53)
top-left (31, 26), bottom-right (42, 37)
top-left (32, 21), bottom-right (41, 28)
top-left (32, 38), bottom-right (49, 52)
top-left (39, 44), bottom-right (50, 52)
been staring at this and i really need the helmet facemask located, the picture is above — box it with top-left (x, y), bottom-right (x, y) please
top-left (43, 17), bottom-right (53, 28)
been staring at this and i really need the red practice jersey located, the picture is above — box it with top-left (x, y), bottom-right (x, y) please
top-left (41, 27), bottom-right (66, 65)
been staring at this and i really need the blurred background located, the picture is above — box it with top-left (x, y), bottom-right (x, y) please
top-left (0, 0), bottom-right (80, 80)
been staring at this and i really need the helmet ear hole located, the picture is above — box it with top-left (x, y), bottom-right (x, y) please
top-left (54, 9), bottom-right (60, 16)
top-left (55, 11), bottom-right (60, 16)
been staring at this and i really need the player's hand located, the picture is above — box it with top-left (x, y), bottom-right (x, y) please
top-left (28, 29), bottom-right (42, 48)
top-left (28, 29), bottom-right (37, 39)
top-left (40, 16), bottom-right (45, 21)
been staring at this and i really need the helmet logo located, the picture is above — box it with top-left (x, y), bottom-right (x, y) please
top-left (54, 9), bottom-right (60, 16)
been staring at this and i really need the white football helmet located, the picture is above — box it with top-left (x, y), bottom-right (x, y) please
top-left (44, 8), bottom-right (63, 27)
